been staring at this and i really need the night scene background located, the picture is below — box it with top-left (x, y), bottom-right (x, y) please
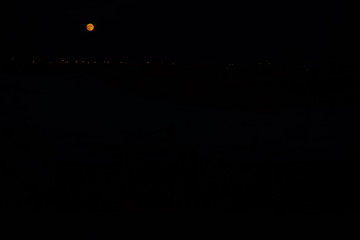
top-left (1, 0), bottom-right (359, 213)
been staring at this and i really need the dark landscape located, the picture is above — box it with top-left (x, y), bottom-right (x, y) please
top-left (1, 59), bottom-right (359, 213)
top-left (2, 0), bottom-right (358, 214)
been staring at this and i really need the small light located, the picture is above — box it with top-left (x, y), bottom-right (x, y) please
top-left (86, 23), bottom-right (95, 32)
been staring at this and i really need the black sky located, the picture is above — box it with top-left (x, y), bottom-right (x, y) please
top-left (3, 1), bottom-right (350, 63)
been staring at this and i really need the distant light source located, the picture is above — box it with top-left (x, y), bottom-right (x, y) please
top-left (86, 23), bottom-right (95, 32)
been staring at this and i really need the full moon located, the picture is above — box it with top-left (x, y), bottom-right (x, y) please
top-left (86, 23), bottom-right (95, 32)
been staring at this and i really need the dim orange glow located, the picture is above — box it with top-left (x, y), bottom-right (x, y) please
top-left (86, 23), bottom-right (95, 32)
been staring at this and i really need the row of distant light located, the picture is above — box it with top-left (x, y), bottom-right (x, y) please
top-left (29, 59), bottom-right (272, 66)
top-left (31, 59), bottom-right (123, 64)
top-left (30, 59), bottom-right (179, 65)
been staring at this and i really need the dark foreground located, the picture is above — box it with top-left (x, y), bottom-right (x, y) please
top-left (1, 63), bottom-right (359, 213)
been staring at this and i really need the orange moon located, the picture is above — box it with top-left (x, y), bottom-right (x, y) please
top-left (86, 23), bottom-right (95, 31)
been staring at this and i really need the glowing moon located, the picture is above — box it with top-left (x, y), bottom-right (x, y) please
top-left (86, 23), bottom-right (95, 32)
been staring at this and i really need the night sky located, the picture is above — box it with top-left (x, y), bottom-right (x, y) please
top-left (2, 1), bottom-right (359, 212)
top-left (3, 1), bottom-right (350, 62)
